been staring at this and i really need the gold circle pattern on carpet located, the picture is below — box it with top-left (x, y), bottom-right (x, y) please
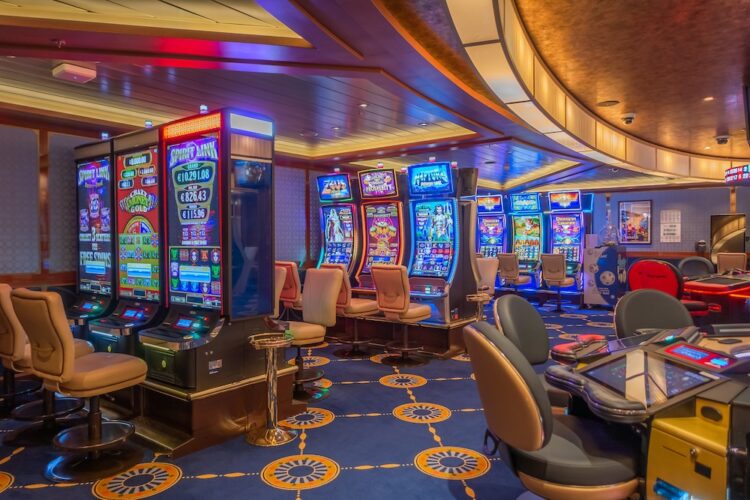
top-left (414, 447), bottom-right (490, 480)
top-left (261, 454), bottom-right (339, 491)
top-left (0, 472), bottom-right (12, 493)
top-left (92, 463), bottom-right (182, 499)
top-left (379, 374), bottom-right (427, 389)
top-left (368, 353), bottom-right (390, 364)
top-left (393, 403), bottom-right (452, 424)
top-left (282, 408), bottom-right (335, 429)
top-left (288, 356), bottom-right (330, 368)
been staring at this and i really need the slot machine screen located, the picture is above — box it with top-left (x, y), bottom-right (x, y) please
top-left (476, 196), bottom-right (503, 214)
top-left (477, 214), bottom-right (505, 258)
top-left (77, 157), bottom-right (113, 295)
top-left (116, 146), bottom-right (160, 301)
top-left (510, 193), bottom-right (541, 212)
top-left (321, 205), bottom-right (355, 267)
top-left (411, 199), bottom-right (456, 278)
top-left (512, 215), bottom-right (542, 261)
top-left (359, 169), bottom-right (397, 198)
top-left (317, 174), bottom-right (352, 201)
top-left (550, 213), bottom-right (583, 263)
top-left (362, 202), bottom-right (401, 273)
top-left (549, 191), bottom-right (582, 211)
top-left (408, 163), bottom-right (453, 196)
top-left (166, 136), bottom-right (222, 310)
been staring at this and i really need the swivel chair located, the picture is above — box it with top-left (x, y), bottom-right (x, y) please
top-left (716, 252), bottom-right (747, 274)
top-left (614, 289), bottom-right (693, 339)
top-left (0, 283), bottom-right (41, 409)
top-left (371, 265), bottom-right (431, 366)
top-left (497, 253), bottom-right (531, 292)
top-left (463, 322), bottom-right (640, 499)
top-left (677, 256), bottom-right (714, 279)
top-left (12, 288), bottom-right (147, 482)
top-left (321, 264), bottom-right (379, 358)
top-left (286, 267), bottom-right (342, 401)
top-left (540, 254), bottom-right (576, 312)
top-left (628, 259), bottom-right (709, 317)
top-left (276, 261), bottom-right (303, 319)
top-left (468, 258), bottom-right (499, 321)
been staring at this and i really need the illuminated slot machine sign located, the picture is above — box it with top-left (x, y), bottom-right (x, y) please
top-left (116, 146), bottom-right (160, 301)
top-left (359, 168), bottom-right (397, 199)
top-left (166, 137), bottom-right (222, 309)
top-left (411, 199), bottom-right (456, 278)
top-left (510, 193), bottom-right (541, 262)
top-left (320, 205), bottom-right (355, 266)
top-left (408, 162), bottom-right (453, 195)
top-left (550, 213), bottom-right (583, 262)
top-left (548, 191), bottom-right (582, 211)
top-left (725, 165), bottom-right (750, 185)
top-left (362, 202), bottom-right (401, 271)
top-left (317, 173), bottom-right (352, 202)
top-left (476, 196), bottom-right (505, 258)
top-left (77, 157), bottom-right (113, 295)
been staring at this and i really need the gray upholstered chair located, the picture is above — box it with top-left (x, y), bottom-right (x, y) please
top-left (286, 267), bottom-right (342, 401)
top-left (540, 253), bottom-right (575, 312)
top-left (614, 289), bottom-right (693, 339)
top-left (716, 252), bottom-right (747, 274)
top-left (463, 321), bottom-right (640, 499)
top-left (12, 288), bottom-right (147, 482)
top-left (677, 256), bottom-right (714, 279)
top-left (497, 253), bottom-right (531, 292)
top-left (493, 294), bottom-right (570, 407)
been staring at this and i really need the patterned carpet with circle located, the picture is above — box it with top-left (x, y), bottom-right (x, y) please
top-left (0, 305), bottom-right (615, 499)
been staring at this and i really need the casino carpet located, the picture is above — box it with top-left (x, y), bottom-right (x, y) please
top-left (0, 305), bottom-right (615, 499)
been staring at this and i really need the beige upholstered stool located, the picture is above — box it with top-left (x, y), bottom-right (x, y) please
top-left (286, 267), bottom-right (342, 402)
top-left (371, 265), bottom-right (431, 366)
top-left (0, 284), bottom-right (41, 408)
top-left (469, 257), bottom-right (499, 320)
top-left (497, 253), bottom-right (532, 292)
top-left (12, 288), bottom-right (147, 482)
top-left (541, 254), bottom-right (576, 313)
top-left (716, 252), bottom-right (747, 274)
top-left (321, 263), bottom-right (379, 357)
top-left (276, 261), bottom-right (303, 319)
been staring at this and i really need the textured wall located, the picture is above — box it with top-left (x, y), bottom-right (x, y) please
top-left (0, 125), bottom-right (39, 274)
top-left (48, 133), bottom-right (91, 273)
top-left (274, 166), bottom-right (310, 264)
top-left (592, 186), bottom-right (732, 252)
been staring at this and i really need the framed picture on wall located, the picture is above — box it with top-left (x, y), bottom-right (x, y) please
top-left (618, 200), bottom-right (652, 244)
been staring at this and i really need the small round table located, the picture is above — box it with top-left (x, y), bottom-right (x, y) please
top-left (247, 332), bottom-right (297, 447)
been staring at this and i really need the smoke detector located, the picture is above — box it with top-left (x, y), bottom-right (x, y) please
top-left (52, 63), bottom-right (96, 84)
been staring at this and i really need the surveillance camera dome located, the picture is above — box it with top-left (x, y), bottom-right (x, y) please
top-left (715, 135), bottom-right (730, 145)
top-left (620, 112), bottom-right (636, 125)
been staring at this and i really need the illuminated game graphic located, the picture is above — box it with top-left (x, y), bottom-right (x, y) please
top-left (167, 136), bottom-right (222, 309)
top-left (317, 174), bottom-right (352, 201)
top-left (116, 146), bottom-right (160, 301)
top-left (477, 215), bottom-right (505, 257)
top-left (408, 163), bottom-right (453, 195)
top-left (549, 191), bottom-right (581, 211)
top-left (321, 205), bottom-right (355, 267)
top-left (359, 169), bottom-right (397, 198)
top-left (77, 157), bottom-right (112, 295)
top-left (411, 199), bottom-right (456, 277)
top-left (550, 213), bottom-right (583, 263)
top-left (476, 196), bottom-right (503, 214)
top-left (509, 193), bottom-right (540, 212)
top-left (362, 202), bottom-right (401, 272)
top-left (512, 215), bottom-right (542, 261)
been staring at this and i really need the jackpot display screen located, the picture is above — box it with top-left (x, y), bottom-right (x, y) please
top-left (362, 202), bottom-right (401, 273)
top-left (408, 163), bottom-right (453, 196)
top-left (116, 146), bottom-right (160, 301)
top-left (476, 196), bottom-right (503, 214)
top-left (166, 136), bottom-right (222, 309)
top-left (477, 214), bottom-right (505, 258)
top-left (510, 193), bottom-right (540, 212)
top-left (317, 174), bottom-right (352, 202)
top-left (550, 213), bottom-right (583, 263)
top-left (512, 214), bottom-right (542, 261)
top-left (77, 157), bottom-right (113, 295)
top-left (549, 191), bottom-right (582, 211)
top-left (411, 199), bottom-right (456, 278)
top-left (321, 205), bottom-right (355, 267)
top-left (359, 169), bottom-right (397, 198)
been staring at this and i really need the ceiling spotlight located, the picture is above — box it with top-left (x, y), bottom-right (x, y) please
top-left (144, 119), bottom-right (153, 128)
top-left (419, 122), bottom-right (429, 126)
top-left (100, 131), bottom-right (110, 140)
top-left (597, 100), bottom-right (620, 107)
top-left (449, 146), bottom-right (458, 151)
top-left (299, 130), bottom-right (319, 138)
top-left (358, 103), bottom-right (368, 108)
top-left (376, 162), bottom-right (384, 168)
top-left (609, 167), bottom-right (619, 173)
top-left (199, 104), bottom-right (208, 114)
top-left (332, 126), bottom-right (341, 131)
top-left (333, 167), bottom-right (341, 173)
top-left (428, 156), bottom-right (437, 162)
top-left (704, 146), bottom-right (711, 150)
top-left (450, 161), bottom-right (458, 168)
top-left (703, 96), bottom-right (715, 102)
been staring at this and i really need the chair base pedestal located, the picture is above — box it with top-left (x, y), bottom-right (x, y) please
top-left (0, 377), bottom-right (41, 408)
top-left (246, 427), bottom-right (298, 447)
top-left (333, 339), bottom-right (370, 358)
top-left (382, 341), bottom-right (427, 367)
top-left (45, 443), bottom-right (142, 483)
top-left (4, 415), bottom-right (84, 447)
top-left (12, 395), bottom-right (83, 421)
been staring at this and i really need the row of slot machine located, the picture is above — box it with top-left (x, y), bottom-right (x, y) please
top-left (316, 162), bottom-right (480, 324)
top-left (476, 190), bottom-right (593, 287)
top-left (66, 108), bottom-right (276, 396)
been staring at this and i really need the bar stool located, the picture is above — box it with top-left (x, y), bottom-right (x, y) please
top-left (540, 254), bottom-right (575, 312)
top-left (466, 257), bottom-right (499, 320)
top-left (497, 253), bottom-right (531, 292)
top-left (321, 264), bottom-right (379, 357)
top-left (716, 252), bottom-right (747, 274)
top-left (371, 265), bottom-right (431, 366)
top-left (12, 288), bottom-right (147, 482)
top-left (276, 261), bottom-right (304, 319)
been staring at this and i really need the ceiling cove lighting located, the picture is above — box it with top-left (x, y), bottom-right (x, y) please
top-left (444, 0), bottom-right (747, 183)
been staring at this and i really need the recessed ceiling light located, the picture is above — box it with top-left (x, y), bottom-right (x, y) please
top-left (484, 160), bottom-right (496, 165)
top-left (332, 126), bottom-right (341, 131)
top-left (703, 96), bottom-right (714, 102)
top-left (358, 103), bottom-right (368, 108)
top-left (449, 146), bottom-right (458, 151)
top-left (597, 100), bottom-right (620, 107)
top-left (299, 130), bottom-right (319, 138)
top-left (704, 146), bottom-right (711, 150)
top-left (419, 122), bottom-right (429, 126)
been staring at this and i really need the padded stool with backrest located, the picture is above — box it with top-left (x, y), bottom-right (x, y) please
top-left (12, 288), bottom-right (147, 482)
top-left (371, 265), bottom-right (431, 366)
top-left (497, 253), bottom-right (531, 292)
top-left (716, 252), bottom-right (748, 274)
top-left (286, 267), bottom-right (342, 402)
top-left (628, 259), bottom-right (709, 317)
top-left (540, 254), bottom-right (576, 312)
top-left (614, 289), bottom-right (694, 340)
top-left (464, 321), bottom-right (640, 499)
top-left (0, 283), bottom-right (41, 409)
top-left (469, 257), bottom-right (499, 320)
top-left (677, 256), bottom-right (714, 279)
top-left (276, 261), bottom-right (303, 319)
top-left (321, 264), bottom-right (379, 357)
top-left (493, 295), bottom-right (596, 408)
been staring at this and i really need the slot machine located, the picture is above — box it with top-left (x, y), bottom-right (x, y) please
top-left (139, 109), bottom-right (275, 391)
top-left (67, 140), bottom-right (115, 334)
top-left (88, 128), bottom-right (165, 356)
top-left (548, 190), bottom-right (584, 281)
top-left (510, 192), bottom-right (543, 283)
top-left (317, 173), bottom-right (360, 279)
top-left (354, 167), bottom-right (409, 289)
top-left (407, 162), bottom-right (478, 324)
top-left (476, 195), bottom-right (506, 258)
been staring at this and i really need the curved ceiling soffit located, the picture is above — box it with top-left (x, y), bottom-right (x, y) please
top-left (444, 0), bottom-right (749, 184)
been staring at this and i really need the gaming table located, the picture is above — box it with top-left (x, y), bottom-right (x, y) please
top-left (684, 273), bottom-right (750, 322)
